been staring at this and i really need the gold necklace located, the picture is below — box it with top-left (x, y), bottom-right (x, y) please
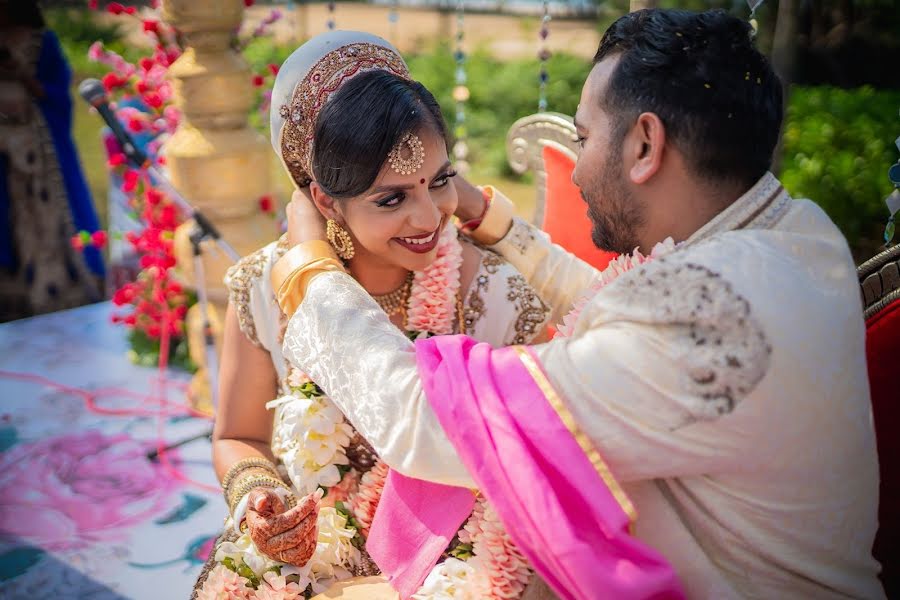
top-left (372, 272), bottom-right (413, 318)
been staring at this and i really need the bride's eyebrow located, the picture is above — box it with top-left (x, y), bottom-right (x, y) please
top-left (368, 161), bottom-right (455, 195)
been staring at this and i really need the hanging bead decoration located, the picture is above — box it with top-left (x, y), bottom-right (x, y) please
top-left (452, 0), bottom-right (470, 175)
top-left (327, 1), bottom-right (336, 31)
top-left (388, 0), bottom-right (399, 44)
top-left (538, 0), bottom-right (550, 112)
top-left (884, 136), bottom-right (900, 246)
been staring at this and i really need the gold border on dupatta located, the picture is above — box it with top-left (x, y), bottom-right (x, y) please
top-left (513, 346), bottom-right (638, 526)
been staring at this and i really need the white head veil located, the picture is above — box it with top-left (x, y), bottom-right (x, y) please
top-left (269, 30), bottom-right (409, 189)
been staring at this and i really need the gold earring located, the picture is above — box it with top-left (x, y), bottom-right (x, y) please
top-left (326, 219), bottom-right (355, 260)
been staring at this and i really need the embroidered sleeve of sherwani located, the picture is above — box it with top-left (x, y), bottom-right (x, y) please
top-left (487, 212), bottom-right (602, 327)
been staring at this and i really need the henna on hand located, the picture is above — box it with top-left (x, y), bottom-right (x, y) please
top-left (246, 489), bottom-right (320, 567)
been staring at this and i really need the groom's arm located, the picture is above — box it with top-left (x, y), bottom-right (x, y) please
top-left (281, 270), bottom-right (476, 489)
top-left (456, 179), bottom-right (602, 326)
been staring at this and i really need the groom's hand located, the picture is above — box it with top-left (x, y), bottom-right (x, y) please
top-left (453, 175), bottom-right (488, 223)
top-left (286, 188), bottom-right (327, 248)
top-left (246, 488), bottom-right (319, 567)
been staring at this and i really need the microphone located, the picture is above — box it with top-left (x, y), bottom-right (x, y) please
top-left (78, 78), bottom-right (148, 167)
top-left (77, 78), bottom-right (240, 262)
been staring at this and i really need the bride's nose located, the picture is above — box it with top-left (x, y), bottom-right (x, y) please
top-left (407, 191), bottom-right (442, 232)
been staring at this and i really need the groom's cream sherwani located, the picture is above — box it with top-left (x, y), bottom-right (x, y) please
top-left (280, 173), bottom-right (884, 599)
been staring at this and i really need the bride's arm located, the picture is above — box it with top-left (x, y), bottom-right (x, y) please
top-left (212, 303), bottom-right (279, 481)
top-left (282, 271), bottom-right (476, 489)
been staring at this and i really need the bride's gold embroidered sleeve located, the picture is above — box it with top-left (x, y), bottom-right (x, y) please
top-left (224, 247), bottom-right (270, 348)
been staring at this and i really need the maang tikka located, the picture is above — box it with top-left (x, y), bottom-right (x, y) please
top-left (388, 132), bottom-right (425, 176)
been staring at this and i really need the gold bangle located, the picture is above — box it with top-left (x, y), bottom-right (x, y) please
top-left (224, 466), bottom-right (280, 506)
top-left (221, 457), bottom-right (279, 492)
top-left (228, 474), bottom-right (289, 514)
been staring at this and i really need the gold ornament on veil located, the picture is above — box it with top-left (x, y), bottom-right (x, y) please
top-left (387, 132), bottom-right (426, 175)
top-left (326, 219), bottom-right (356, 260)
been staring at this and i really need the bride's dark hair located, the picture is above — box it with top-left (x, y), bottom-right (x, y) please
top-left (310, 69), bottom-right (448, 199)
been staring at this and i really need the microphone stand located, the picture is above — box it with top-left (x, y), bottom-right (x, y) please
top-left (90, 96), bottom-right (238, 414)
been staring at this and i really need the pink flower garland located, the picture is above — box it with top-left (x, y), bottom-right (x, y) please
top-left (459, 500), bottom-right (531, 598)
top-left (199, 565), bottom-right (303, 599)
top-left (555, 237), bottom-right (678, 338)
top-left (406, 226), bottom-right (464, 335)
top-left (350, 459), bottom-right (389, 537)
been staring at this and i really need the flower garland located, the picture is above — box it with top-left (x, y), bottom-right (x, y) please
top-left (555, 238), bottom-right (678, 338)
top-left (407, 226), bottom-right (464, 335)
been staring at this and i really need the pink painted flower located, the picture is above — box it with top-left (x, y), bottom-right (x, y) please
top-left (87, 41), bottom-right (105, 62)
top-left (350, 459), bottom-right (389, 537)
top-left (197, 564), bottom-right (253, 600)
top-left (0, 431), bottom-right (177, 552)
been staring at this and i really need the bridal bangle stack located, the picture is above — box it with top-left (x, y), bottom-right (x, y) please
top-left (221, 457), bottom-right (295, 531)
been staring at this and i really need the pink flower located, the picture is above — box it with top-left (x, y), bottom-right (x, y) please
top-left (320, 469), bottom-right (359, 509)
top-left (0, 431), bottom-right (177, 552)
top-left (198, 564), bottom-right (252, 600)
top-left (87, 41), bottom-right (105, 61)
top-left (464, 500), bottom-right (531, 599)
top-left (250, 572), bottom-right (303, 600)
top-left (406, 227), bottom-right (463, 335)
top-left (555, 237), bottom-right (677, 338)
top-left (350, 459), bottom-right (389, 537)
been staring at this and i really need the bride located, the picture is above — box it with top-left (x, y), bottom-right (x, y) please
top-left (194, 31), bottom-right (553, 599)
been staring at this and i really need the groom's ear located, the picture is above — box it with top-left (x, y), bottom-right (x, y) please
top-left (309, 182), bottom-right (339, 220)
top-left (627, 112), bottom-right (666, 185)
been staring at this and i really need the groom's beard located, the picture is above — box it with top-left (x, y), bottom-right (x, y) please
top-left (583, 157), bottom-right (644, 255)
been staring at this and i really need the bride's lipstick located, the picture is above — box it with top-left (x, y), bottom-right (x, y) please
top-left (393, 227), bottom-right (441, 254)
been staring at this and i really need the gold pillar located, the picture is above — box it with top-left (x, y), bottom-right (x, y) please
top-left (161, 0), bottom-right (278, 414)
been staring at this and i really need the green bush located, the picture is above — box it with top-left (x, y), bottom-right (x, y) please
top-left (780, 86), bottom-right (900, 260)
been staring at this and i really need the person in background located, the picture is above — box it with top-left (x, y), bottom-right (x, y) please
top-left (0, 0), bottom-right (103, 321)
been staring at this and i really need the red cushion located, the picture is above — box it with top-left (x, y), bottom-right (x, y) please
top-left (866, 296), bottom-right (900, 595)
top-left (540, 145), bottom-right (615, 271)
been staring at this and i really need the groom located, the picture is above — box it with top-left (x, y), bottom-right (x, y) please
top-left (275, 8), bottom-right (884, 600)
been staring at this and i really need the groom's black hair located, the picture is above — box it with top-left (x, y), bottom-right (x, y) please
top-left (311, 69), bottom-right (449, 199)
top-left (594, 9), bottom-right (783, 189)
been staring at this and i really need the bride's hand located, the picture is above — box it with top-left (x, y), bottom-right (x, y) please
top-left (286, 189), bottom-right (327, 247)
top-left (452, 175), bottom-right (488, 223)
top-left (245, 488), bottom-right (320, 567)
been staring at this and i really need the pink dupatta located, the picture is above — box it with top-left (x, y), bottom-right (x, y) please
top-left (368, 334), bottom-right (683, 599)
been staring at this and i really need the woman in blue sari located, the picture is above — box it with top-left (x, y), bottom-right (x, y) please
top-left (0, 0), bottom-right (103, 321)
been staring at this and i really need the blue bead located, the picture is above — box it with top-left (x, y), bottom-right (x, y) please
top-left (388, 12), bottom-right (399, 23)
top-left (327, 20), bottom-right (335, 29)
top-left (539, 71), bottom-right (549, 83)
top-left (454, 50), bottom-right (465, 62)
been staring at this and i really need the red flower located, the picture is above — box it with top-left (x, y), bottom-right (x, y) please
top-left (70, 235), bottom-right (85, 251)
top-left (102, 72), bottom-right (124, 91)
top-left (124, 6), bottom-right (137, 15)
top-left (122, 170), bottom-right (140, 193)
top-left (134, 79), bottom-right (149, 95)
top-left (124, 314), bottom-right (137, 326)
top-left (143, 92), bottom-right (163, 109)
top-left (91, 231), bottom-right (108, 248)
top-left (146, 324), bottom-right (162, 339)
top-left (87, 0), bottom-right (99, 9)
top-left (127, 118), bottom-right (145, 133)
top-left (143, 20), bottom-right (159, 34)
top-left (156, 156), bottom-right (167, 166)
top-left (258, 194), bottom-right (274, 213)
top-left (146, 188), bottom-right (163, 206)
top-left (244, 0), bottom-right (255, 6)
top-left (267, 63), bottom-right (279, 76)
top-left (107, 153), bottom-right (127, 168)
top-left (251, 74), bottom-right (265, 87)
top-left (107, 2), bottom-right (125, 15)
top-left (139, 57), bottom-right (155, 72)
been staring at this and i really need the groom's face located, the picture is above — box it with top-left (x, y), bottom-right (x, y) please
top-left (572, 59), bottom-right (645, 255)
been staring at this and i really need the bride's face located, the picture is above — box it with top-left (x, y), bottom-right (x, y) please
top-left (335, 128), bottom-right (458, 273)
